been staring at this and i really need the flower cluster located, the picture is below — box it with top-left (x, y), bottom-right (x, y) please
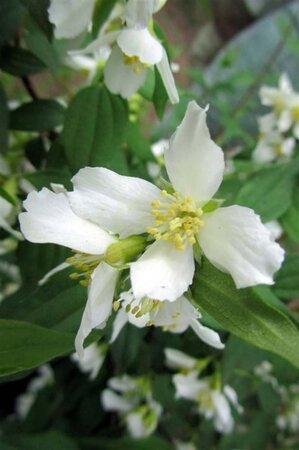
top-left (253, 73), bottom-right (299, 162)
top-left (101, 374), bottom-right (162, 438)
top-left (19, 101), bottom-right (284, 358)
top-left (165, 348), bottom-right (243, 434)
top-left (48, 0), bottom-right (178, 102)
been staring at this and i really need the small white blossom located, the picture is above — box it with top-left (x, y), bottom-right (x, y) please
top-left (15, 365), bottom-right (54, 419)
top-left (253, 119), bottom-right (295, 163)
top-left (71, 342), bottom-right (106, 380)
top-left (101, 374), bottom-right (162, 438)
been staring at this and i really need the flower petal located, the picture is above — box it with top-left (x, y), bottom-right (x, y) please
top-left (110, 309), bottom-right (129, 343)
top-left (48, 0), bottom-right (95, 39)
top-left (69, 31), bottom-right (120, 56)
top-left (19, 188), bottom-right (115, 254)
top-left (69, 167), bottom-right (161, 237)
top-left (156, 48), bottom-right (179, 104)
top-left (104, 46), bottom-right (147, 99)
top-left (130, 240), bottom-right (195, 301)
top-left (117, 28), bottom-right (163, 65)
top-left (101, 389), bottom-right (132, 412)
top-left (199, 205), bottom-right (285, 288)
top-left (212, 391), bottom-right (234, 434)
top-left (190, 320), bottom-right (224, 349)
top-left (165, 101), bottom-right (225, 203)
top-left (123, 0), bottom-right (155, 28)
top-left (152, 296), bottom-right (198, 332)
top-left (164, 348), bottom-right (197, 371)
top-left (173, 372), bottom-right (206, 400)
top-left (75, 263), bottom-right (118, 358)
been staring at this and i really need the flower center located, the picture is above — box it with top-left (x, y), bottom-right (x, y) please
top-left (123, 54), bottom-right (147, 74)
top-left (66, 252), bottom-right (102, 287)
top-left (146, 190), bottom-right (204, 250)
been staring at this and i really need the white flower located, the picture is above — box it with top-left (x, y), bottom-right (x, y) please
top-left (101, 374), bottom-right (162, 438)
top-left (111, 290), bottom-right (224, 349)
top-left (48, 0), bottom-right (96, 39)
top-left (174, 441), bottom-right (197, 450)
top-left (68, 101), bottom-right (284, 308)
top-left (19, 187), bottom-right (118, 358)
top-left (71, 342), bottom-right (106, 380)
top-left (164, 348), bottom-right (198, 371)
top-left (15, 365), bottom-right (54, 419)
top-left (173, 372), bottom-right (241, 434)
top-left (253, 118), bottom-right (295, 163)
top-left (260, 73), bottom-right (299, 138)
top-left (265, 221), bottom-right (283, 241)
top-left (75, 0), bottom-right (178, 102)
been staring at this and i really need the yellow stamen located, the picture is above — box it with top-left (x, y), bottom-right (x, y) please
top-left (66, 252), bottom-right (102, 286)
top-left (123, 54), bottom-right (147, 74)
top-left (146, 191), bottom-right (204, 250)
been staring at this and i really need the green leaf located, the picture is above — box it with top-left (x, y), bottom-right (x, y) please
top-left (281, 188), bottom-right (299, 244)
top-left (0, 265), bottom-right (86, 334)
top-left (0, 83), bottom-right (9, 152)
top-left (127, 121), bottom-right (154, 161)
top-left (0, 319), bottom-right (74, 376)
top-left (2, 431), bottom-right (79, 450)
top-left (153, 67), bottom-right (168, 120)
top-left (274, 254), bottom-right (299, 299)
top-left (80, 436), bottom-right (172, 450)
top-left (62, 85), bottom-right (129, 174)
top-left (192, 258), bottom-right (299, 369)
top-left (236, 162), bottom-right (298, 221)
top-left (0, 46), bottom-right (45, 76)
top-left (24, 169), bottom-right (72, 190)
top-left (92, 0), bottom-right (118, 37)
top-left (0, 0), bottom-right (26, 44)
top-left (10, 99), bottom-right (65, 132)
top-left (20, 0), bottom-right (53, 38)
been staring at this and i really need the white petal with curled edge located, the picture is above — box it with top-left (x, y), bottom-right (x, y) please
top-left (123, 0), bottom-right (155, 28)
top-left (69, 167), bottom-right (161, 238)
top-left (104, 46), bottom-right (147, 99)
top-left (165, 101), bottom-right (225, 204)
top-left (156, 48), bottom-right (179, 104)
top-left (48, 0), bottom-right (95, 39)
top-left (117, 28), bottom-right (163, 65)
top-left (75, 263), bottom-right (118, 358)
top-left (278, 110), bottom-right (292, 133)
top-left (190, 319), bottom-right (224, 349)
top-left (19, 188), bottom-right (115, 255)
top-left (130, 240), bottom-right (195, 302)
top-left (199, 205), bottom-right (285, 288)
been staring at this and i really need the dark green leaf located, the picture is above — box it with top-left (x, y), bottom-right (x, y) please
top-left (274, 254), bottom-right (299, 299)
top-left (236, 162), bottom-right (298, 221)
top-left (281, 188), bottom-right (299, 244)
top-left (80, 436), bottom-right (172, 450)
top-left (2, 430), bottom-right (79, 450)
top-left (20, 0), bottom-right (53, 38)
top-left (127, 122), bottom-right (154, 161)
top-left (62, 85), bottom-right (128, 174)
top-left (0, 83), bottom-right (9, 152)
top-left (0, 0), bottom-right (26, 44)
top-left (0, 46), bottom-right (45, 76)
top-left (192, 258), bottom-right (299, 369)
top-left (153, 67), bottom-right (168, 120)
top-left (24, 169), bottom-right (72, 190)
top-left (10, 99), bottom-right (65, 132)
top-left (0, 319), bottom-right (74, 376)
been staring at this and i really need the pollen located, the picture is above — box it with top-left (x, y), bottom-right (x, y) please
top-left (146, 190), bottom-right (204, 250)
top-left (123, 54), bottom-right (147, 74)
top-left (66, 252), bottom-right (102, 286)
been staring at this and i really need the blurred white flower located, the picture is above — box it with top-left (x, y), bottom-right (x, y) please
top-left (265, 221), bottom-right (283, 241)
top-left (15, 365), bottom-right (54, 419)
top-left (111, 290), bottom-right (224, 349)
top-left (260, 73), bottom-right (299, 139)
top-left (0, 196), bottom-right (23, 240)
top-left (174, 441), bottom-right (197, 450)
top-left (71, 342), bottom-right (106, 380)
top-left (173, 371), bottom-right (242, 434)
top-left (75, 0), bottom-right (178, 102)
top-left (101, 374), bottom-right (162, 438)
top-left (48, 0), bottom-right (96, 39)
top-left (253, 125), bottom-right (295, 163)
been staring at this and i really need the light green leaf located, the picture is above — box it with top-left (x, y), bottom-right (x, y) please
top-left (236, 162), bottom-right (298, 221)
top-left (10, 99), bottom-right (65, 132)
top-left (62, 85), bottom-right (128, 174)
top-left (192, 258), bottom-right (299, 369)
top-left (0, 319), bottom-right (74, 376)
top-left (274, 254), bottom-right (299, 299)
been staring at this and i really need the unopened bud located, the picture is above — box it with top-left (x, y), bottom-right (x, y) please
top-left (104, 235), bottom-right (147, 267)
